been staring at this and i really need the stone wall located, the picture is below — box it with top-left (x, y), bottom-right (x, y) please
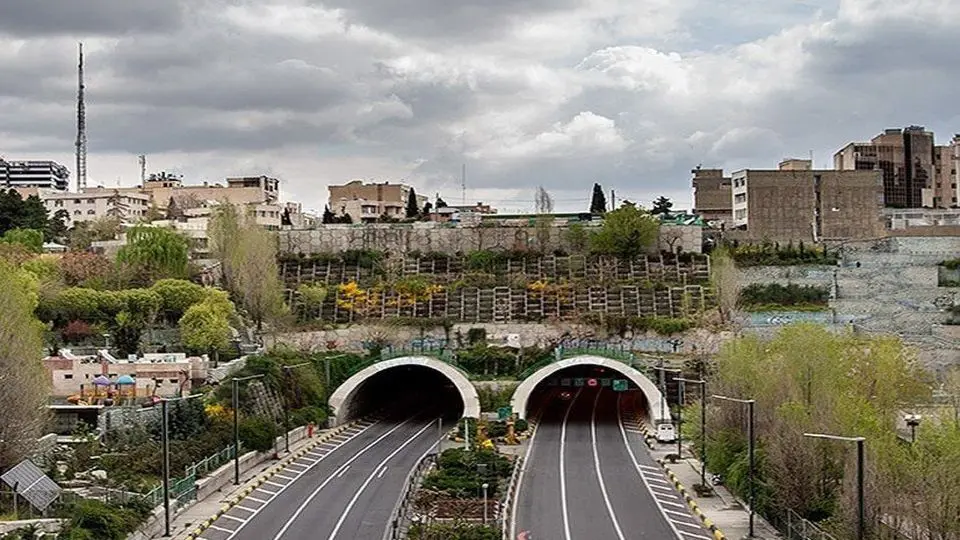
top-left (278, 222), bottom-right (702, 255)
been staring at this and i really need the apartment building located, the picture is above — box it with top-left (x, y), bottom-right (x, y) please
top-left (834, 126), bottom-right (960, 208)
top-left (39, 188), bottom-right (151, 225)
top-left (43, 349), bottom-right (205, 398)
top-left (328, 180), bottom-right (427, 222)
top-left (731, 159), bottom-right (885, 242)
top-left (691, 167), bottom-right (732, 225)
top-left (0, 159), bottom-right (70, 191)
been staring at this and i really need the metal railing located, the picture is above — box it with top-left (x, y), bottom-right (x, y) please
top-left (384, 453), bottom-right (437, 540)
top-left (500, 455), bottom-right (524, 540)
top-left (770, 508), bottom-right (840, 540)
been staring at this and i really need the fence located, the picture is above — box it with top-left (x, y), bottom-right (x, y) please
top-left (500, 455), bottom-right (524, 540)
top-left (384, 453), bottom-right (437, 540)
top-left (769, 508), bottom-right (840, 540)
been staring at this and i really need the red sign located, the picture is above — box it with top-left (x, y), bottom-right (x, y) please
top-left (587, 378), bottom-right (598, 387)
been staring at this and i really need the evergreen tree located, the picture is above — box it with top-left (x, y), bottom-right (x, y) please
top-left (651, 196), bottom-right (673, 216)
top-left (436, 196), bottom-right (448, 208)
top-left (322, 205), bottom-right (335, 224)
top-left (405, 188), bottom-right (420, 218)
top-left (590, 183), bottom-right (607, 214)
top-left (422, 201), bottom-right (433, 216)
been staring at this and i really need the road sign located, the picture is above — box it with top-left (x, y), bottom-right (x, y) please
top-left (498, 406), bottom-right (513, 420)
top-left (574, 377), bottom-right (585, 387)
top-left (601, 378), bottom-right (612, 387)
top-left (587, 378), bottom-right (598, 387)
top-left (612, 379), bottom-right (628, 392)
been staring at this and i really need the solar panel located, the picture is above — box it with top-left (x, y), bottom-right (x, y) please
top-left (1, 459), bottom-right (62, 511)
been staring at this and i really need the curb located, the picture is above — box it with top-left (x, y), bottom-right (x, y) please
top-left (636, 414), bottom-right (656, 449)
top-left (183, 421), bottom-right (360, 540)
top-left (656, 458), bottom-right (726, 540)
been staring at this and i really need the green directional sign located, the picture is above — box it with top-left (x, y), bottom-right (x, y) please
top-left (574, 377), bottom-right (585, 387)
top-left (612, 379), bottom-right (629, 392)
top-left (497, 406), bottom-right (513, 420)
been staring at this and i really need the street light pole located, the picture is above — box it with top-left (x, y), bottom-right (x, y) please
top-left (281, 362), bottom-right (312, 454)
top-left (232, 374), bottom-right (265, 485)
top-left (159, 393), bottom-right (204, 537)
top-left (904, 413), bottom-right (921, 443)
top-left (713, 394), bottom-right (756, 538)
top-left (804, 433), bottom-right (867, 540)
top-left (482, 482), bottom-right (489, 524)
top-left (677, 377), bottom-right (707, 487)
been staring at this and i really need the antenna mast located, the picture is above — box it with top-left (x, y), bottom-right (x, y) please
top-left (138, 154), bottom-right (146, 184)
top-left (75, 42), bottom-right (87, 192)
top-left (461, 163), bottom-right (466, 206)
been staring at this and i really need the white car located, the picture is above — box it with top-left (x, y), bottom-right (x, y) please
top-left (655, 423), bottom-right (677, 443)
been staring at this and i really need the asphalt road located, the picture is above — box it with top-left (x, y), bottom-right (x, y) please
top-left (196, 412), bottom-right (442, 540)
top-left (514, 387), bottom-right (712, 540)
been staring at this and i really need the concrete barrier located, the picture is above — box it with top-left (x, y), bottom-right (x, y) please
top-left (0, 519), bottom-right (64, 536)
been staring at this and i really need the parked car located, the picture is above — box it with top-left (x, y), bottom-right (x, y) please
top-left (655, 423), bottom-right (677, 443)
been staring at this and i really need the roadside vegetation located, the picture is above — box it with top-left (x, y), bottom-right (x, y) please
top-left (686, 324), bottom-right (960, 539)
top-left (738, 283), bottom-right (831, 311)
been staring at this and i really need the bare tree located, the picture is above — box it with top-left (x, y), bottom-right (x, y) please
top-left (710, 247), bottom-right (740, 325)
top-left (0, 264), bottom-right (49, 470)
top-left (534, 186), bottom-right (554, 252)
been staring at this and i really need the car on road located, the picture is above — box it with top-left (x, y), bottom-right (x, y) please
top-left (655, 423), bottom-right (677, 443)
top-left (559, 391), bottom-right (573, 400)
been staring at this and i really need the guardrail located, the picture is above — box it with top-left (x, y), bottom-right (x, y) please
top-left (500, 455), bottom-right (524, 540)
top-left (383, 452), bottom-right (437, 540)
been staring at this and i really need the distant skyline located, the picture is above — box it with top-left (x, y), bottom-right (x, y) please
top-left (1, 0), bottom-right (959, 214)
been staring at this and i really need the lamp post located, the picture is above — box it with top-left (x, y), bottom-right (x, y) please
top-left (904, 413), bottom-right (921, 443)
top-left (713, 394), bottom-right (756, 538)
top-left (804, 433), bottom-right (866, 540)
top-left (232, 374), bottom-right (265, 485)
top-left (281, 362), bottom-right (312, 454)
top-left (159, 393), bottom-right (204, 537)
top-left (319, 353), bottom-right (348, 389)
top-left (651, 363), bottom-right (680, 426)
top-left (481, 482), bottom-right (489, 524)
top-left (677, 377), bottom-right (707, 487)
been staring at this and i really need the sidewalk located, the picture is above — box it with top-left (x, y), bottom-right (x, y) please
top-left (162, 428), bottom-right (335, 540)
top-left (644, 431), bottom-right (782, 539)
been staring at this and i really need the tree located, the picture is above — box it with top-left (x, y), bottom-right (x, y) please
top-left (436, 196), bottom-right (448, 208)
top-left (322, 205), bottom-right (335, 224)
top-left (0, 261), bottom-right (48, 470)
top-left (406, 188), bottom-right (420, 219)
top-left (2, 228), bottom-right (44, 253)
top-left (60, 251), bottom-right (113, 286)
top-left (68, 216), bottom-right (122, 250)
top-left (710, 246), bottom-right (740, 325)
top-left (651, 196), bottom-right (673, 216)
top-left (179, 293), bottom-right (234, 360)
top-left (112, 310), bottom-right (144, 357)
top-left (0, 190), bottom-right (49, 236)
top-left (590, 183), bottom-right (607, 214)
top-left (150, 279), bottom-right (208, 323)
top-left (165, 197), bottom-right (183, 221)
top-left (422, 201), bottom-right (433, 217)
top-left (589, 202), bottom-right (659, 258)
top-left (46, 209), bottom-right (69, 242)
top-left (534, 186), bottom-right (554, 252)
top-left (116, 226), bottom-right (189, 279)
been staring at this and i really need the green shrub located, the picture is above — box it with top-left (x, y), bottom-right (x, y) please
top-left (422, 448), bottom-right (512, 498)
top-left (739, 283), bottom-right (829, 309)
top-left (238, 416), bottom-right (280, 452)
top-left (514, 418), bottom-right (529, 433)
top-left (60, 499), bottom-right (151, 540)
top-left (408, 523), bottom-right (500, 540)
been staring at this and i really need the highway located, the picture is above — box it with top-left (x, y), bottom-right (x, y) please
top-left (196, 410), bottom-right (444, 540)
top-left (513, 386), bottom-right (713, 540)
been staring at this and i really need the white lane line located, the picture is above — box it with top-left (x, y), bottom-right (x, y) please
top-left (235, 505), bottom-right (258, 513)
top-left (221, 514), bottom-right (246, 523)
top-left (509, 407), bottom-right (545, 540)
top-left (646, 476), bottom-right (672, 485)
top-left (224, 420), bottom-right (383, 540)
top-left (590, 390), bottom-right (626, 540)
top-left (267, 417), bottom-right (420, 540)
top-left (327, 420), bottom-right (438, 540)
top-left (665, 508), bottom-right (697, 519)
top-left (263, 480), bottom-right (287, 489)
top-left (210, 525), bottom-right (234, 533)
top-left (661, 500), bottom-right (689, 509)
top-left (336, 465), bottom-right (350, 478)
top-left (559, 388), bottom-right (583, 540)
top-left (679, 531), bottom-right (713, 540)
top-left (616, 393), bottom-right (689, 540)
top-left (674, 520), bottom-right (709, 530)
top-left (274, 473), bottom-right (297, 481)
top-left (376, 465), bottom-right (387, 479)
top-left (638, 464), bottom-right (662, 472)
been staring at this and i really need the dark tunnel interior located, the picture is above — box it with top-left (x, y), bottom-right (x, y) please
top-left (344, 365), bottom-right (465, 422)
top-left (526, 364), bottom-right (650, 425)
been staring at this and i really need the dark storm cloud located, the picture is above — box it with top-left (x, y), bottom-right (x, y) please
top-left (316, 0), bottom-right (580, 42)
top-left (0, 0), bottom-right (188, 36)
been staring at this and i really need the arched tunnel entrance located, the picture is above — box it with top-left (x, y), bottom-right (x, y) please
top-left (510, 355), bottom-right (667, 426)
top-left (328, 357), bottom-right (480, 426)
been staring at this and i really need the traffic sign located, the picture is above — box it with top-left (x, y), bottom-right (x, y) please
top-left (612, 379), bottom-right (628, 392)
top-left (601, 378), bottom-right (612, 387)
top-left (587, 378), bottom-right (598, 387)
top-left (498, 406), bottom-right (513, 420)
top-left (574, 378), bottom-right (585, 387)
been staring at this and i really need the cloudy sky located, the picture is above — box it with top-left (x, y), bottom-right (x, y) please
top-left (1, 0), bottom-right (958, 214)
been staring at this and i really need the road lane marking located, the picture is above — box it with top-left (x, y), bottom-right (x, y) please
top-left (616, 393), bottom-right (689, 540)
top-left (263, 480), bottom-right (286, 489)
top-left (327, 420), bottom-right (438, 540)
top-left (509, 406), bottom-right (545, 540)
top-left (210, 525), bottom-right (234, 533)
top-left (268, 416), bottom-right (420, 540)
top-left (590, 390), bottom-right (626, 540)
top-left (246, 496), bottom-right (268, 504)
top-left (559, 388), bottom-right (583, 540)
top-left (661, 500), bottom-right (688, 509)
top-left (376, 465), bottom-right (387, 479)
top-left (221, 514), bottom-right (245, 523)
top-left (336, 465), bottom-right (350, 478)
top-left (235, 505), bottom-right (258, 513)
top-left (274, 473), bottom-right (297, 481)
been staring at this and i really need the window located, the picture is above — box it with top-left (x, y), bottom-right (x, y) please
top-left (87, 209), bottom-right (95, 215)
top-left (87, 198), bottom-right (95, 204)
top-left (73, 199), bottom-right (81, 204)
top-left (55, 200), bottom-right (64, 207)
top-left (169, 379), bottom-right (178, 384)
top-left (73, 210), bottom-right (81, 216)
top-left (64, 374), bottom-right (73, 380)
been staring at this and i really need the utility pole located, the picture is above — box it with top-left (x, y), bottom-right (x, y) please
top-left (232, 374), bottom-right (266, 485)
top-left (713, 395), bottom-right (757, 538)
top-left (138, 154), bottom-right (146, 184)
top-left (461, 163), bottom-right (466, 206)
top-left (281, 362), bottom-right (312, 453)
top-left (75, 42), bottom-right (88, 192)
top-left (159, 393), bottom-right (204, 537)
top-left (610, 189), bottom-right (616, 210)
top-left (804, 433), bottom-right (867, 540)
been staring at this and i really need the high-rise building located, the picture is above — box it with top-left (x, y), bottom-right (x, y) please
top-left (834, 126), bottom-right (937, 208)
top-left (0, 159), bottom-right (70, 191)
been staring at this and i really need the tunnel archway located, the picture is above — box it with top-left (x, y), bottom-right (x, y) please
top-left (511, 355), bottom-right (667, 424)
top-left (328, 356), bottom-right (481, 426)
